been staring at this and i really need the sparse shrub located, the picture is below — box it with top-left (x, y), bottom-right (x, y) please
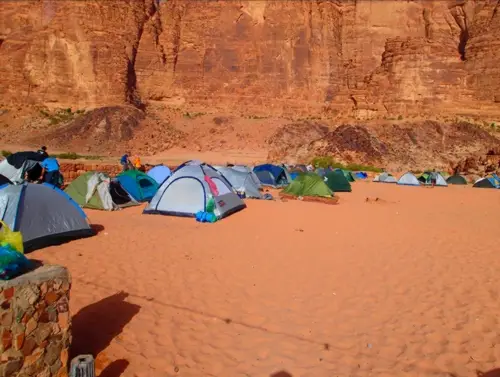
top-left (310, 156), bottom-right (382, 172)
top-left (398, 115), bottom-right (403, 120)
top-left (345, 163), bottom-right (383, 173)
top-left (183, 111), bottom-right (205, 119)
top-left (55, 152), bottom-right (80, 160)
top-left (54, 152), bottom-right (101, 160)
top-left (1, 150), bottom-right (12, 158)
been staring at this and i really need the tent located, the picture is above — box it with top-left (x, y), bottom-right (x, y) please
top-left (373, 172), bottom-right (397, 183)
top-left (293, 164), bottom-right (308, 172)
top-left (418, 172), bottom-right (448, 187)
top-left (446, 175), bottom-right (467, 185)
top-left (473, 176), bottom-right (500, 189)
top-left (64, 172), bottom-right (138, 210)
top-left (144, 161), bottom-right (246, 218)
top-left (397, 172), bottom-right (421, 186)
top-left (215, 167), bottom-right (262, 198)
top-left (324, 170), bottom-right (352, 192)
top-left (335, 169), bottom-right (355, 182)
top-left (282, 173), bottom-right (333, 197)
top-left (316, 168), bottom-right (332, 177)
top-left (0, 183), bottom-right (94, 251)
top-left (147, 165), bottom-right (172, 185)
top-left (0, 151), bottom-right (46, 184)
top-left (229, 165), bottom-right (261, 189)
top-left (354, 172), bottom-right (368, 179)
top-left (116, 170), bottom-right (159, 202)
top-left (253, 164), bottom-right (290, 187)
top-left (0, 174), bottom-right (12, 186)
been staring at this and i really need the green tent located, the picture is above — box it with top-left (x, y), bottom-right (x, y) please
top-left (65, 171), bottom-right (138, 210)
top-left (418, 172), bottom-right (431, 184)
top-left (324, 170), bottom-right (352, 192)
top-left (335, 169), bottom-right (355, 182)
top-left (446, 174), bottom-right (467, 185)
top-left (282, 173), bottom-right (333, 197)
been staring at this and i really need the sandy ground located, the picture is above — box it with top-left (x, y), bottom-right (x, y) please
top-left (30, 182), bottom-right (500, 377)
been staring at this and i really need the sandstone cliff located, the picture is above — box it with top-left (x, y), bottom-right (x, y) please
top-left (1, 0), bottom-right (500, 168)
top-left (1, 0), bottom-right (500, 117)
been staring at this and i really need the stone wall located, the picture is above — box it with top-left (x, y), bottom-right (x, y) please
top-left (59, 163), bottom-right (123, 182)
top-left (0, 265), bottom-right (71, 377)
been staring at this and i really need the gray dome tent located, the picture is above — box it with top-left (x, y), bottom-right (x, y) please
top-left (144, 161), bottom-right (246, 218)
top-left (397, 172), bottom-right (421, 186)
top-left (0, 151), bottom-right (47, 184)
top-left (373, 172), bottom-right (397, 183)
top-left (0, 183), bottom-right (94, 251)
top-left (214, 167), bottom-right (262, 199)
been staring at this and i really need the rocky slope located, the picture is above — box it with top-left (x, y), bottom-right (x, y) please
top-left (268, 120), bottom-right (500, 171)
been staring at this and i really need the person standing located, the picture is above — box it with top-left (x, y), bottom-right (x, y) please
top-left (133, 156), bottom-right (142, 170)
top-left (37, 146), bottom-right (48, 158)
top-left (120, 153), bottom-right (131, 172)
top-left (40, 157), bottom-right (61, 187)
top-left (430, 169), bottom-right (437, 187)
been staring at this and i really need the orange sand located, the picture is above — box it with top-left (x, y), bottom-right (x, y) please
top-left (31, 182), bottom-right (500, 377)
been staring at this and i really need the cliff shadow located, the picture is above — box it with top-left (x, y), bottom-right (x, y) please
top-left (71, 291), bottom-right (141, 359)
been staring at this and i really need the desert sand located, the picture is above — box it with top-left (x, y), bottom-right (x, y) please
top-left (31, 182), bottom-right (500, 377)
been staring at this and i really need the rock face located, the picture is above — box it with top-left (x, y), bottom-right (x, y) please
top-left (1, 0), bottom-right (500, 117)
top-left (268, 120), bottom-right (500, 171)
top-left (453, 149), bottom-right (500, 180)
top-left (0, 264), bottom-right (71, 377)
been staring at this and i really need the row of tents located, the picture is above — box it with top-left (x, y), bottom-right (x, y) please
top-left (374, 171), bottom-right (500, 188)
top-left (2, 152), bottom-right (499, 253)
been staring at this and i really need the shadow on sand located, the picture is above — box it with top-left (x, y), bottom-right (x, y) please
top-left (270, 371), bottom-right (293, 377)
top-left (71, 292), bottom-right (141, 359)
top-left (91, 224), bottom-right (105, 235)
top-left (99, 359), bottom-right (130, 377)
top-left (476, 369), bottom-right (500, 377)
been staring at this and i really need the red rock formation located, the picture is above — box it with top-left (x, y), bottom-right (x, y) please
top-left (1, 0), bottom-right (500, 117)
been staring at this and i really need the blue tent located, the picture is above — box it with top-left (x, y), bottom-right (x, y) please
top-left (253, 164), bottom-right (289, 187)
top-left (116, 170), bottom-right (159, 202)
top-left (147, 165), bottom-right (172, 185)
top-left (473, 176), bottom-right (500, 189)
top-left (355, 172), bottom-right (368, 179)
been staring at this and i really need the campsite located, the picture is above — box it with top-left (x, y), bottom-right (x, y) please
top-left (1, 151), bottom-right (500, 377)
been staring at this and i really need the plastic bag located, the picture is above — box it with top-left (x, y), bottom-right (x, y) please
top-left (0, 220), bottom-right (23, 253)
top-left (0, 243), bottom-right (31, 280)
top-left (195, 211), bottom-right (217, 223)
top-left (206, 196), bottom-right (215, 213)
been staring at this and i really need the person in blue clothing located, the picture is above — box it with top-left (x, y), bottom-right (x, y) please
top-left (120, 152), bottom-right (132, 172)
top-left (40, 157), bottom-right (61, 187)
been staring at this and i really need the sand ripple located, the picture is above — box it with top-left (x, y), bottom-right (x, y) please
top-left (31, 184), bottom-right (500, 377)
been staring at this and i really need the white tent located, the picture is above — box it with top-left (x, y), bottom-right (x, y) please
top-left (397, 172), bottom-right (421, 186)
top-left (373, 172), bottom-right (397, 183)
top-left (144, 161), bottom-right (246, 218)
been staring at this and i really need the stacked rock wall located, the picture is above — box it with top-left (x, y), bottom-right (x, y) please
top-left (0, 265), bottom-right (71, 377)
